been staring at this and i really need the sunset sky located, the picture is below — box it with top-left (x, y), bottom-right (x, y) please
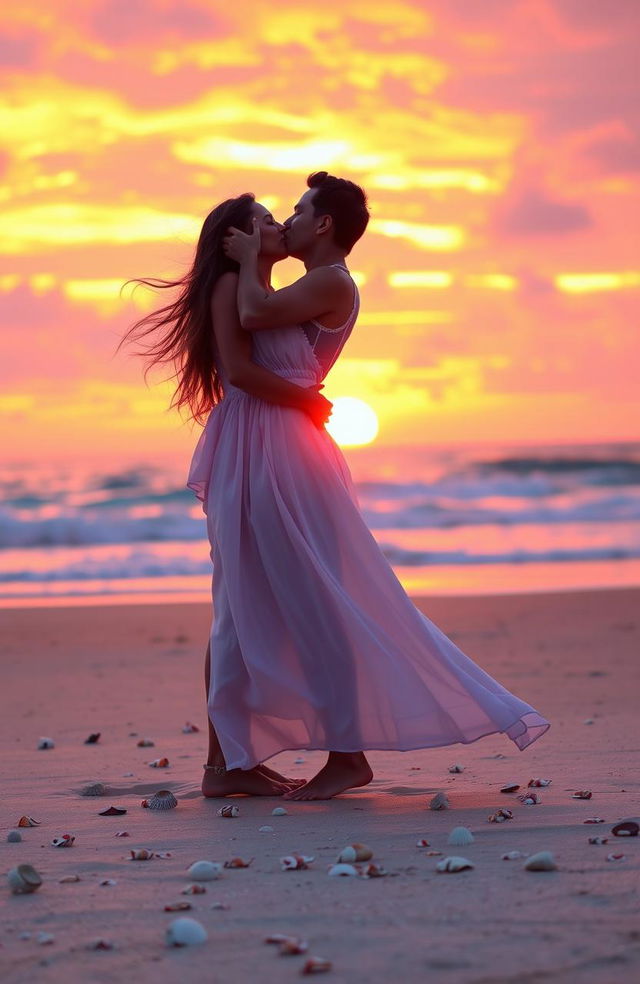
top-left (1, 0), bottom-right (638, 465)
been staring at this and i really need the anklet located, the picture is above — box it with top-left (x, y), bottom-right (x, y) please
top-left (203, 763), bottom-right (227, 774)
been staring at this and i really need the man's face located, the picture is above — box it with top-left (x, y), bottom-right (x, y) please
top-left (282, 189), bottom-right (322, 259)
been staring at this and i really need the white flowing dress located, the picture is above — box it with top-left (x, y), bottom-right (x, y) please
top-left (187, 266), bottom-right (550, 770)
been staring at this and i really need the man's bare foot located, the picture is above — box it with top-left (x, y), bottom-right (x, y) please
top-left (202, 766), bottom-right (295, 798)
top-left (282, 752), bottom-right (373, 801)
top-left (257, 764), bottom-right (306, 788)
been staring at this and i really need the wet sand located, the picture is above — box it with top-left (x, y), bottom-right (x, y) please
top-left (1, 588), bottom-right (639, 983)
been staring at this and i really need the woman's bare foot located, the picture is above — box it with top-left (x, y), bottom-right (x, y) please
top-left (202, 766), bottom-right (295, 798)
top-left (257, 764), bottom-right (306, 788)
top-left (283, 752), bottom-right (373, 801)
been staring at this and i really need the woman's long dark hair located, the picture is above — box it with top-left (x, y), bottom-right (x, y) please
top-left (117, 193), bottom-right (256, 424)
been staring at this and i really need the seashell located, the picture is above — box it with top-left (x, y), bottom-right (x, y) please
top-left (501, 851), bottom-right (528, 860)
top-left (436, 856), bottom-right (474, 873)
top-left (81, 782), bottom-right (107, 797)
top-left (337, 843), bottom-right (373, 863)
top-left (426, 850), bottom-right (443, 856)
top-left (447, 826), bottom-right (475, 846)
top-left (165, 917), bottom-right (208, 947)
top-left (488, 808), bottom-right (513, 823)
top-left (279, 937), bottom-right (309, 955)
top-left (588, 836), bottom-right (608, 844)
top-left (182, 722), bottom-right (200, 733)
top-left (36, 932), bottom-right (55, 945)
top-left (137, 738), bottom-right (155, 747)
top-left (7, 830), bottom-right (22, 842)
top-left (272, 807), bottom-right (289, 816)
top-left (302, 956), bottom-right (333, 974)
top-left (59, 874), bottom-right (81, 882)
top-left (524, 851), bottom-right (557, 871)
top-left (448, 763), bottom-right (464, 773)
top-left (500, 783), bottom-right (520, 793)
top-left (265, 933), bottom-right (292, 944)
top-left (360, 863), bottom-right (387, 878)
top-left (281, 854), bottom-right (314, 871)
top-left (259, 825), bottom-right (274, 832)
top-left (51, 833), bottom-right (75, 847)
top-left (181, 883), bottom-right (207, 894)
top-left (38, 737), bottom-right (55, 749)
top-left (7, 863), bottom-right (43, 894)
top-left (606, 852), bottom-right (625, 862)
top-left (572, 790), bottom-right (592, 799)
top-left (146, 790), bottom-right (177, 810)
top-left (210, 901), bottom-right (230, 910)
top-left (416, 838), bottom-right (430, 847)
top-left (99, 878), bottom-right (117, 885)
top-left (149, 757), bottom-right (169, 768)
top-left (164, 901), bottom-right (192, 911)
top-left (99, 806), bottom-right (127, 816)
top-left (517, 792), bottom-right (540, 805)
top-left (130, 848), bottom-right (154, 860)
top-left (584, 817), bottom-right (605, 824)
top-left (187, 860), bottom-right (221, 881)
top-left (429, 792), bottom-right (450, 811)
top-left (17, 815), bottom-right (41, 826)
top-left (611, 820), bottom-right (639, 837)
top-left (217, 804), bottom-right (239, 818)
top-left (153, 851), bottom-right (172, 859)
top-left (115, 830), bottom-right (130, 837)
top-left (294, 757), bottom-right (306, 763)
top-left (84, 732), bottom-right (101, 744)
top-left (223, 857), bottom-right (253, 868)
top-left (328, 863), bottom-right (359, 877)
top-left (528, 778), bottom-right (552, 787)
top-left (88, 938), bottom-right (115, 950)
top-left (583, 718), bottom-right (595, 725)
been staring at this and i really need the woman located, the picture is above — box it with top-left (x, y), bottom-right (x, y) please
top-left (120, 192), bottom-right (330, 795)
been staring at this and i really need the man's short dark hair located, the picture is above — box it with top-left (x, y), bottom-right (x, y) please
top-left (306, 171), bottom-right (369, 253)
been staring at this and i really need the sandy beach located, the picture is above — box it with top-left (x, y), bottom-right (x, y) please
top-left (1, 588), bottom-right (639, 983)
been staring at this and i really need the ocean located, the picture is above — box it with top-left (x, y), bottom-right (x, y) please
top-left (1, 441), bottom-right (639, 606)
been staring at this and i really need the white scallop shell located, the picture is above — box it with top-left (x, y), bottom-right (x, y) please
top-left (165, 917), bottom-right (208, 947)
top-left (436, 856), bottom-right (474, 873)
top-left (429, 792), bottom-right (450, 811)
top-left (7, 864), bottom-right (43, 894)
top-left (524, 851), bottom-right (557, 871)
top-left (187, 860), bottom-right (221, 881)
top-left (447, 826), bottom-right (475, 846)
top-left (327, 863), bottom-right (359, 877)
top-left (148, 790), bottom-right (177, 810)
top-left (259, 825), bottom-right (274, 832)
top-left (271, 807), bottom-right (288, 816)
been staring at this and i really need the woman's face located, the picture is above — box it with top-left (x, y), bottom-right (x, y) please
top-left (251, 202), bottom-right (287, 261)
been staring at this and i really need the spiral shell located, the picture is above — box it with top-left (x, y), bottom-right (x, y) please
top-left (223, 857), bottom-right (253, 868)
top-left (137, 738), bottom-right (155, 747)
top-left (528, 777), bottom-right (552, 787)
top-left (279, 937), bottom-right (309, 955)
top-left (145, 790), bottom-right (177, 810)
top-left (359, 863), bottom-right (387, 878)
top-left (572, 790), bottom-right (592, 799)
top-left (436, 856), bottom-right (474, 873)
top-left (217, 804), bottom-right (239, 818)
top-left (7, 863), bottom-right (43, 894)
top-left (148, 757), bottom-right (169, 768)
top-left (517, 792), bottom-right (540, 805)
top-left (488, 808), bottom-right (513, 822)
top-left (51, 833), bottom-right (75, 848)
top-left (181, 883), bottom-right (207, 894)
top-left (17, 815), bottom-right (41, 826)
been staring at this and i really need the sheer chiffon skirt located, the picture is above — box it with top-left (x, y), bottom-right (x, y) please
top-left (188, 380), bottom-right (550, 771)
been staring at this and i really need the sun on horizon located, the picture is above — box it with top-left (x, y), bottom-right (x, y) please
top-left (325, 397), bottom-right (379, 447)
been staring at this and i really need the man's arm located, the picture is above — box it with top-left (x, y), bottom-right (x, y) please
top-left (212, 273), bottom-right (331, 426)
